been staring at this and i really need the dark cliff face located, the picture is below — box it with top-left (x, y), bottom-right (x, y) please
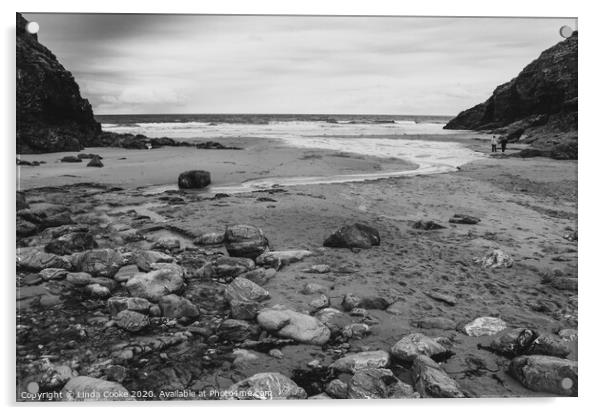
top-left (444, 32), bottom-right (577, 139)
top-left (17, 13), bottom-right (101, 154)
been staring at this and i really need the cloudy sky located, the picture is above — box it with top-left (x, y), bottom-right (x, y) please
top-left (24, 13), bottom-right (576, 115)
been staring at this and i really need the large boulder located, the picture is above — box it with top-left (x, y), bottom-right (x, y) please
top-left (71, 249), bottom-right (124, 278)
top-left (412, 355), bottom-right (465, 398)
top-left (509, 355), bottom-right (577, 396)
top-left (323, 223), bottom-right (380, 249)
top-left (125, 264), bottom-right (184, 301)
top-left (330, 351), bottom-right (390, 374)
top-left (177, 170), bottom-right (211, 189)
top-left (222, 372), bottom-right (307, 400)
top-left (390, 333), bottom-right (449, 362)
top-left (224, 225), bottom-right (269, 259)
top-left (257, 307), bottom-right (331, 345)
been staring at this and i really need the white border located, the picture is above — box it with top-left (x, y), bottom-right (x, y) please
top-left (2, 1), bottom-right (598, 414)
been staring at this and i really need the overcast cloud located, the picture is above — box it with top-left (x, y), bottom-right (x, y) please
top-left (23, 13), bottom-right (576, 115)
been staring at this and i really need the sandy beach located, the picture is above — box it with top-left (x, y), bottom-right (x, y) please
top-left (17, 134), bottom-right (577, 398)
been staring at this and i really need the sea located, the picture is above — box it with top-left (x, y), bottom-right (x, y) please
top-left (97, 113), bottom-right (484, 191)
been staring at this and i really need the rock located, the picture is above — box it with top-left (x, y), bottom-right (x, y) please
top-left (509, 355), bottom-right (577, 396)
top-left (77, 153), bottom-right (102, 159)
top-left (28, 359), bottom-right (74, 390)
top-left (303, 264), bottom-right (331, 274)
top-left (302, 283), bottom-right (329, 295)
top-left (113, 264), bottom-right (140, 282)
top-left (17, 218), bottom-right (38, 237)
top-left (547, 276), bottom-right (578, 291)
top-left (309, 295), bottom-right (330, 312)
top-left (391, 333), bottom-right (450, 362)
top-left (412, 355), bottom-right (465, 398)
top-left (359, 295), bottom-right (390, 310)
top-left (219, 319), bottom-right (259, 342)
top-left (133, 250), bottom-right (174, 272)
top-left (107, 297), bottom-right (152, 316)
top-left (224, 224), bottom-right (269, 259)
top-left (308, 393), bottom-right (331, 399)
top-left (125, 264), bottom-right (184, 301)
top-left (412, 220), bottom-right (446, 230)
top-left (151, 237), bottom-right (180, 251)
top-left (528, 334), bottom-right (571, 358)
top-left (477, 249), bottom-right (514, 268)
top-left (269, 349), bottom-right (284, 359)
top-left (61, 376), bottom-right (133, 401)
top-left (232, 349), bottom-right (259, 366)
top-left (71, 249), bottom-right (124, 277)
top-left (563, 231), bottom-right (578, 242)
top-left (65, 272), bottom-right (93, 286)
top-left (255, 250), bottom-right (314, 269)
top-left (341, 293), bottom-right (361, 311)
top-left (482, 328), bottom-right (538, 357)
top-left (177, 170), bottom-right (211, 189)
top-left (342, 323), bottom-right (371, 339)
top-left (314, 307), bottom-right (354, 335)
top-left (425, 291), bottom-right (457, 306)
top-left (225, 277), bottom-right (270, 303)
top-left (444, 32), bottom-right (577, 155)
top-left (17, 248), bottom-right (71, 271)
top-left (193, 231), bottom-right (225, 245)
top-left (213, 256), bottom-right (255, 281)
top-left (239, 268), bottom-right (276, 286)
top-left (325, 379), bottom-right (348, 398)
top-left (330, 350), bottom-right (390, 373)
top-left (38, 268), bottom-right (68, 281)
top-left (86, 156), bottom-right (103, 167)
top-left (257, 307), bottom-right (331, 345)
top-left (323, 223), bottom-right (380, 249)
top-left (348, 368), bottom-right (417, 399)
top-left (113, 310), bottom-right (150, 332)
top-left (463, 317), bottom-right (507, 336)
top-left (84, 283), bottom-right (111, 298)
top-left (558, 328), bottom-right (578, 342)
top-left (17, 191), bottom-right (29, 211)
top-left (61, 155), bottom-right (82, 163)
top-left (448, 214), bottom-right (480, 225)
top-left (159, 294), bottom-right (200, 319)
top-left (386, 301), bottom-right (407, 315)
top-left (45, 232), bottom-right (97, 255)
top-left (223, 372), bottom-right (307, 400)
top-left (413, 317), bottom-right (456, 330)
top-left (230, 300), bottom-right (260, 320)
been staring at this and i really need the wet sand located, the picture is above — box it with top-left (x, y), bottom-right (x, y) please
top-left (16, 135), bottom-right (577, 398)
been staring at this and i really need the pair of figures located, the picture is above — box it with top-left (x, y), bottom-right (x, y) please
top-left (491, 135), bottom-right (507, 153)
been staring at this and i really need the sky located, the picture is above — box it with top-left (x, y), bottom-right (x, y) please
top-left (23, 13), bottom-right (576, 115)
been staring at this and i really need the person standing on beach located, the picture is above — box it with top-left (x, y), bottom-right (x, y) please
top-left (491, 135), bottom-right (498, 152)
top-left (500, 136), bottom-right (508, 153)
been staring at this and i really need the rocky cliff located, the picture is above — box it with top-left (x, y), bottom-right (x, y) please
top-left (444, 32), bottom-right (577, 157)
top-left (17, 13), bottom-right (102, 154)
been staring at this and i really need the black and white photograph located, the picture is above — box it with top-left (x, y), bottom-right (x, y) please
top-left (14, 9), bottom-right (579, 402)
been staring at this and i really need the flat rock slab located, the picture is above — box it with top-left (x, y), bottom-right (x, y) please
top-left (463, 317), bottom-right (507, 336)
top-left (223, 372), bottom-right (307, 400)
